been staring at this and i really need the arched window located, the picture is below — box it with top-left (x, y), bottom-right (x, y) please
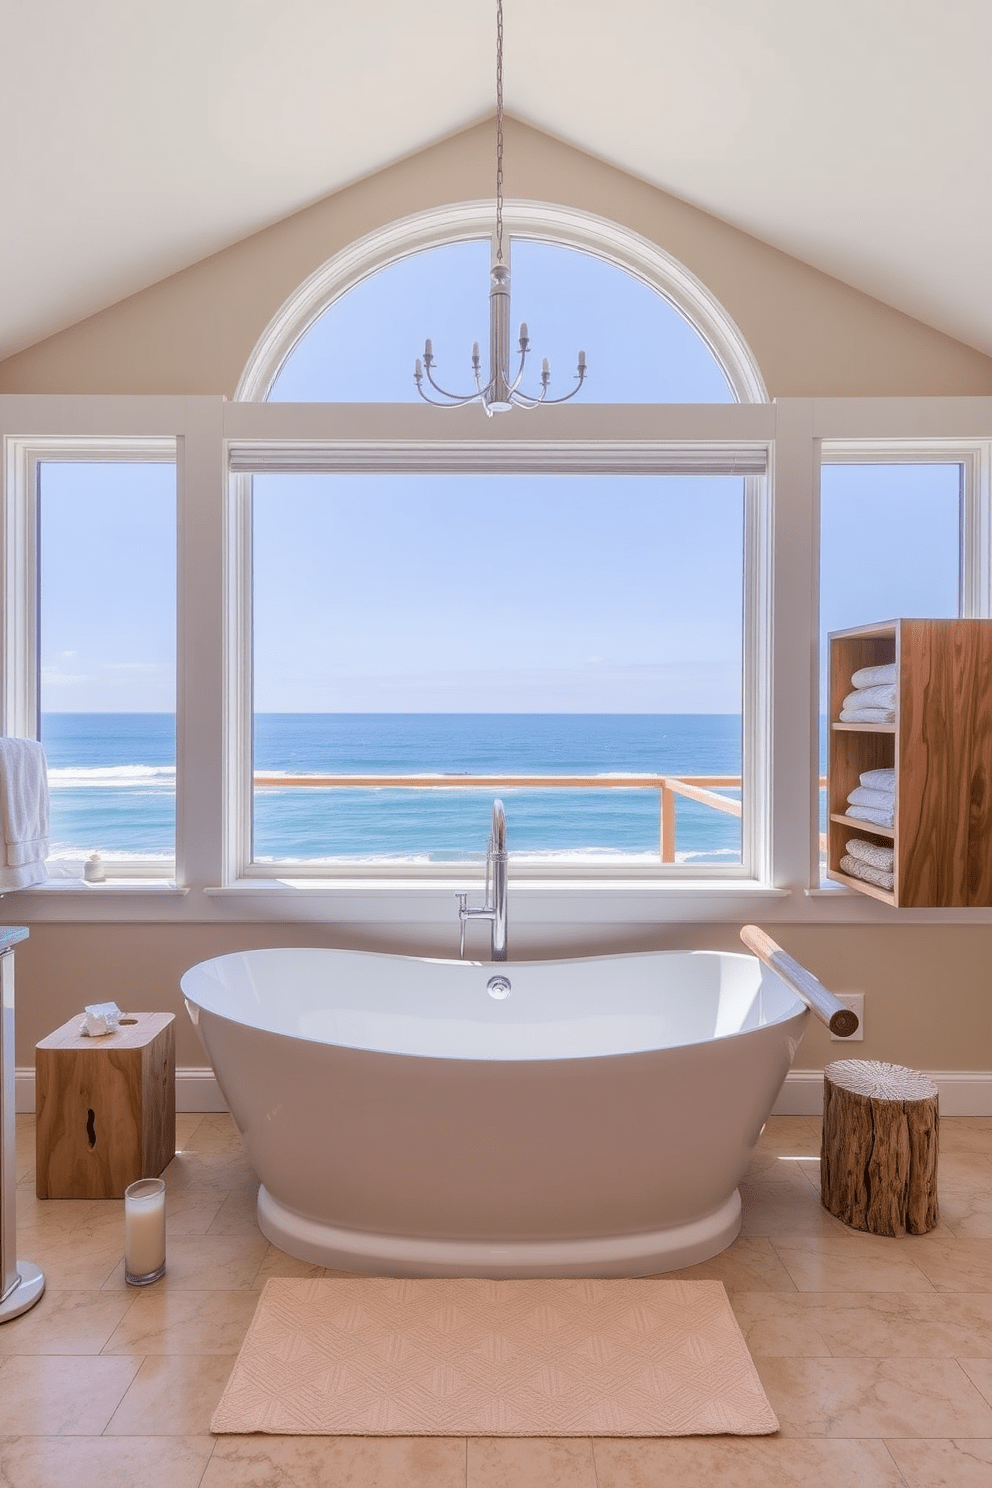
top-left (266, 238), bottom-right (735, 404)
top-left (236, 203), bottom-right (766, 404)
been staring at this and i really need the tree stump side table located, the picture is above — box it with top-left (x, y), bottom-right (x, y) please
top-left (820, 1058), bottom-right (939, 1236)
top-left (36, 1012), bottom-right (175, 1200)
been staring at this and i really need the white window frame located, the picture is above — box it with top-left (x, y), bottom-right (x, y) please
top-left (2, 434), bottom-right (178, 880)
top-left (232, 438), bottom-right (771, 882)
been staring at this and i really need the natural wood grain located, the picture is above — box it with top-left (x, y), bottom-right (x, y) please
top-left (899, 620), bottom-right (992, 905)
top-left (826, 618), bottom-right (992, 905)
top-left (35, 1012), bottom-right (175, 1199)
top-left (820, 1058), bottom-right (939, 1236)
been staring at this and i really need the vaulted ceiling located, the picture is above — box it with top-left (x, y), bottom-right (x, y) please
top-left (3, 0), bottom-right (989, 363)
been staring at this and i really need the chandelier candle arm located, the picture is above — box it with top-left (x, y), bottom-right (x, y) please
top-left (412, 0), bottom-right (587, 414)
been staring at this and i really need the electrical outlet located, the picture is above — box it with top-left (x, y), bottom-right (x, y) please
top-left (831, 992), bottom-right (864, 1041)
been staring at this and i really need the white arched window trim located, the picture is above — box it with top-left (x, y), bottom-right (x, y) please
top-left (234, 201), bottom-right (768, 404)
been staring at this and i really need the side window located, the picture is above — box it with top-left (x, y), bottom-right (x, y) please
top-left (818, 461), bottom-right (961, 868)
top-left (38, 460), bottom-right (177, 871)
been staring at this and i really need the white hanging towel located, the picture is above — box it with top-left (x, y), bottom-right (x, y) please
top-left (0, 737), bottom-right (49, 889)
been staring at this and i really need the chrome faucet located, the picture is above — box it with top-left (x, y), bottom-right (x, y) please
top-left (456, 799), bottom-right (508, 961)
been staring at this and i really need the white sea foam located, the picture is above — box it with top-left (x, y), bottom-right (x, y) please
top-left (47, 849), bottom-right (175, 863)
top-left (47, 764), bottom-right (175, 789)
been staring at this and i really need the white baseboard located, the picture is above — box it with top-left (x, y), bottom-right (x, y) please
top-left (15, 1066), bottom-right (992, 1117)
top-left (15, 1066), bottom-right (229, 1114)
top-left (772, 1068), bottom-right (992, 1117)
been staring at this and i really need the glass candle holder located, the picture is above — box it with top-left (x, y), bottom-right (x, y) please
top-left (124, 1177), bottom-right (166, 1285)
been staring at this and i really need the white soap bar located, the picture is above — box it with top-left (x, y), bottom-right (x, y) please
top-left (80, 1001), bottom-right (123, 1037)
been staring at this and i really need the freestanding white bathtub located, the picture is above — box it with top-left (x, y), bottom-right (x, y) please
top-left (181, 946), bottom-right (809, 1276)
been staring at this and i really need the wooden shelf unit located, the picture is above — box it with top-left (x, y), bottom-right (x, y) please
top-left (827, 619), bottom-right (992, 907)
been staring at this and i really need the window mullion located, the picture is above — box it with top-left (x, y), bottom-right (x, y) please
top-left (0, 444), bottom-right (39, 739)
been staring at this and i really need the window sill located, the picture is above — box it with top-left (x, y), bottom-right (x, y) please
top-left (11, 880), bottom-right (188, 896)
top-left (205, 877), bottom-right (791, 899)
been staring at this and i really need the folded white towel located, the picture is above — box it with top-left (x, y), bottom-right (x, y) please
top-left (843, 684), bottom-right (896, 711)
top-left (0, 737), bottom-right (49, 890)
top-left (840, 853), bottom-right (894, 891)
top-left (845, 837), bottom-right (895, 871)
top-left (851, 663), bottom-right (896, 689)
top-left (839, 706), bottom-right (896, 724)
top-left (845, 804), bottom-right (894, 828)
top-left (848, 784), bottom-right (895, 810)
top-left (860, 767), bottom-right (896, 791)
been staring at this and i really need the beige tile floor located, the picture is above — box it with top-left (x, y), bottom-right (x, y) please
top-left (1, 1112), bottom-right (989, 1487)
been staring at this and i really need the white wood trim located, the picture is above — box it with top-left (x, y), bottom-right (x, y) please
top-left (14, 1066), bottom-right (992, 1116)
top-left (15, 1065), bottom-right (228, 1114)
top-left (772, 1069), bottom-right (992, 1117)
top-left (233, 200), bottom-right (768, 405)
top-left (1, 440), bottom-right (38, 738)
top-left (221, 400), bottom-right (777, 443)
top-left (229, 440), bottom-right (769, 476)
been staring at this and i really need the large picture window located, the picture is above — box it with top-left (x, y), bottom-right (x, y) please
top-left (250, 469), bottom-right (747, 870)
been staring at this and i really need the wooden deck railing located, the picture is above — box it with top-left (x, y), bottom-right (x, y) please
top-left (253, 771), bottom-right (743, 863)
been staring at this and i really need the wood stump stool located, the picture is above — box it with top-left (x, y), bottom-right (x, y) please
top-left (821, 1059), bottom-right (939, 1236)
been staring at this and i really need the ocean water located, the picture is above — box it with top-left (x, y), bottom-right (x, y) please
top-left (40, 713), bottom-right (743, 864)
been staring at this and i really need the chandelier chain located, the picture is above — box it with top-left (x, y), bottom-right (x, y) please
top-left (413, 0), bottom-right (586, 411)
top-left (495, 0), bottom-right (504, 263)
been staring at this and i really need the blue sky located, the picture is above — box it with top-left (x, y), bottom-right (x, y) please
top-left (36, 245), bottom-right (964, 716)
top-left (252, 472), bottom-right (744, 713)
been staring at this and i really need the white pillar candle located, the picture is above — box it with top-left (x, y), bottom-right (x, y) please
top-left (124, 1178), bottom-right (166, 1284)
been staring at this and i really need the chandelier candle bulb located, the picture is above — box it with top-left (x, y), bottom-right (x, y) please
top-left (124, 1178), bottom-right (166, 1285)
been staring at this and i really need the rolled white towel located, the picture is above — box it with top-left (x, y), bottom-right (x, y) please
top-left (845, 804), bottom-right (894, 828)
top-left (848, 784), bottom-right (895, 810)
top-left (843, 684), bottom-right (896, 711)
top-left (860, 767), bottom-right (895, 791)
top-left (845, 837), bottom-right (894, 871)
top-left (839, 706), bottom-right (896, 724)
top-left (840, 853), bottom-right (894, 891)
top-left (851, 662), bottom-right (896, 689)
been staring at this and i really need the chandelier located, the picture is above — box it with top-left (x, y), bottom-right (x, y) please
top-left (414, 0), bottom-right (587, 414)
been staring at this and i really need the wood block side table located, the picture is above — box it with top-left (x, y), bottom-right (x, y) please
top-left (35, 1012), bottom-right (176, 1199)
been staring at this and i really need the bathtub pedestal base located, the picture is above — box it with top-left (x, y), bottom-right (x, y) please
top-left (257, 1185), bottom-right (742, 1278)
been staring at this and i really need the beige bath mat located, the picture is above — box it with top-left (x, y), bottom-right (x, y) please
top-left (211, 1276), bottom-right (777, 1436)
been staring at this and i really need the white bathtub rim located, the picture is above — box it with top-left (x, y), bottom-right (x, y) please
top-left (256, 1185), bottom-right (743, 1278)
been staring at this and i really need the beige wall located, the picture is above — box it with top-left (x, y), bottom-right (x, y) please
top-left (3, 118), bottom-right (992, 397)
top-left (3, 118), bottom-right (990, 1091)
top-left (11, 920), bottom-right (991, 1077)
